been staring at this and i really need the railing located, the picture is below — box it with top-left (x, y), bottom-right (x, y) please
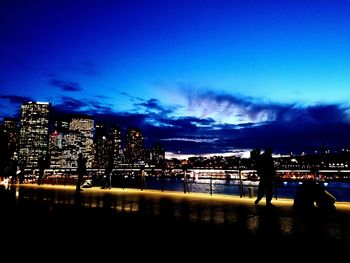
top-left (10, 167), bottom-right (350, 201)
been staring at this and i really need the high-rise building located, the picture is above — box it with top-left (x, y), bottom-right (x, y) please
top-left (19, 102), bottom-right (50, 168)
top-left (62, 117), bottom-right (94, 168)
top-left (49, 119), bottom-right (69, 168)
top-left (153, 143), bottom-right (165, 164)
top-left (3, 118), bottom-right (19, 158)
top-left (108, 126), bottom-right (122, 166)
top-left (49, 130), bottom-right (63, 168)
top-left (144, 144), bottom-right (165, 166)
top-left (3, 118), bottom-right (18, 130)
top-left (0, 118), bottom-right (19, 174)
top-left (95, 122), bottom-right (108, 168)
top-left (125, 127), bottom-right (144, 164)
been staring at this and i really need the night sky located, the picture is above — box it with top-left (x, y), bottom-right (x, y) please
top-left (1, 0), bottom-right (350, 157)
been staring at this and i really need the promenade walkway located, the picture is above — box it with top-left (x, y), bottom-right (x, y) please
top-left (1, 184), bottom-right (350, 255)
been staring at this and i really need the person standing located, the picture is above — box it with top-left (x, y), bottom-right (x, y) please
top-left (254, 147), bottom-right (275, 207)
top-left (10, 156), bottom-right (18, 186)
top-left (102, 158), bottom-right (113, 190)
top-left (140, 168), bottom-right (147, 191)
top-left (183, 168), bottom-right (190, 194)
top-left (76, 153), bottom-right (86, 192)
top-left (38, 155), bottom-right (48, 185)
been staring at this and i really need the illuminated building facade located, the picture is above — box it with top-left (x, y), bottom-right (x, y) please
top-left (49, 130), bottom-right (63, 168)
top-left (62, 117), bottom-right (94, 168)
top-left (49, 119), bottom-right (69, 168)
top-left (19, 102), bottom-right (50, 168)
top-left (125, 128), bottom-right (144, 164)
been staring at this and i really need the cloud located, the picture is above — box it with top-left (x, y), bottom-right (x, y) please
top-left (179, 86), bottom-right (350, 126)
top-left (0, 95), bottom-right (32, 104)
top-left (183, 88), bottom-right (292, 124)
top-left (135, 98), bottom-right (179, 116)
top-left (54, 96), bottom-right (117, 115)
top-left (56, 96), bottom-right (88, 111)
top-left (0, 95), bottom-right (33, 119)
top-left (307, 104), bottom-right (348, 123)
top-left (161, 138), bottom-right (217, 143)
top-left (49, 79), bottom-right (82, 91)
top-left (221, 121), bottom-right (350, 155)
top-left (33, 92), bottom-right (350, 156)
top-left (57, 92), bottom-right (350, 154)
top-left (136, 98), bottom-right (164, 112)
top-left (120, 91), bottom-right (143, 102)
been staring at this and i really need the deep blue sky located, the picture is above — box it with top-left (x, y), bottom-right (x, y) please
top-left (1, 0), bottom-right (350, 157)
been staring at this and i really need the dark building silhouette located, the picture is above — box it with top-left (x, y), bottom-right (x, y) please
top-left (2, 118), bottom-right (19, 157)
top-left (145, 143), bottom-right (165, 166)
top-left (95, 122), bottom-right (109, 168)
top-left (0, 118), bottom-right (19, 176)
top-left (125, 128), bottom-right (144, 164)
top-left (108, 126), bottom-right (122, 166)
top-left (153, 143), bottom-right (165, 164)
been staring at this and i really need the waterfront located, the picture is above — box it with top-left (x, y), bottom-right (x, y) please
top-left (131, 178), bottom-right (350, 202)
top-left (6, 168), bottom-right (350, 202)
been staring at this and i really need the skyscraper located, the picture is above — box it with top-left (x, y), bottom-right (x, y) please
top-left (125, 128), bottom-right (144, 164)
top-left (19, 102), bottom-right (50, 168)
top-left (108, 126), bottom-right (122, 166)
top-left (2, 118), bottom-right (19, 158)
top-left (62, 117), bottom-right (94, 168)
top-left (0, 118), bottom-right (19, 174)
top-left (95, 122), bottom-right (108, 168)
top-left (49, 118), bottom-right (69, 168)
top-left (153, 143), bottom-right (165, 164)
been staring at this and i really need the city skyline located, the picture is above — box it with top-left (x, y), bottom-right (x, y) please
top-left (1, 0), bottom-right (350, 156)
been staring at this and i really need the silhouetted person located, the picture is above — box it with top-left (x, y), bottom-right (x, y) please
top-left (183, 169), bottom-right (190, 193)
top-left (255, 147), bottom-right (275, 206)
top-left (10, 156), bottom-right (18, 185)
top-left (76, 153), bottom-right (87, 192)
top-left (102, 160), bottom-right (113, 190)
top-left (293, 181), bottom-right (335, 215)
top-left (160, 170), bottom-right (166, 192)
top-left (159, 159), bottom-right (167, 192)
top-left (38, 155), bottom-right (48, 185)
top-left (18, 159), bottom-right (26, 184)
top-left (140, 168), bottom-right (146, 190)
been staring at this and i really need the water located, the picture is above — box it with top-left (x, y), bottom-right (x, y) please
top-left (22, 171), bottom-right (350, 202)
top-left (124, 177), bottom-right (350, 202)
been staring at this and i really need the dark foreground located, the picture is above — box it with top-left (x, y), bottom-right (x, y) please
top-left (1, 184), bottom-right (350, 258)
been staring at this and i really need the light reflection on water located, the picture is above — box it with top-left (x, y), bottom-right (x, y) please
top-left (144, 178), bottom-right (350, 201)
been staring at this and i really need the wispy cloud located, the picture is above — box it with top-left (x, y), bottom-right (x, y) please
top-left (179, 85), bottom-right (350, 125)
top-left (136, 98), bottom-right (164, 112)
top-left (0, 95), bottom-right (32, 104)
top-left (49, 79), bottom-right (82, 91)
top-left (58, 96), bottom-right (88, 110)
top-left (0, 95), bottom-right (33, 118)
top-left (120, 91), bottom-right (143, 102)
top-left (18, 91), bottom-right (350, 156)
top-left (134, 98), bottom-right (179, 116)
top-left (182, 87), bottom-right (292, 124)
top-left (161, 137), bottom-right (218, 143)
